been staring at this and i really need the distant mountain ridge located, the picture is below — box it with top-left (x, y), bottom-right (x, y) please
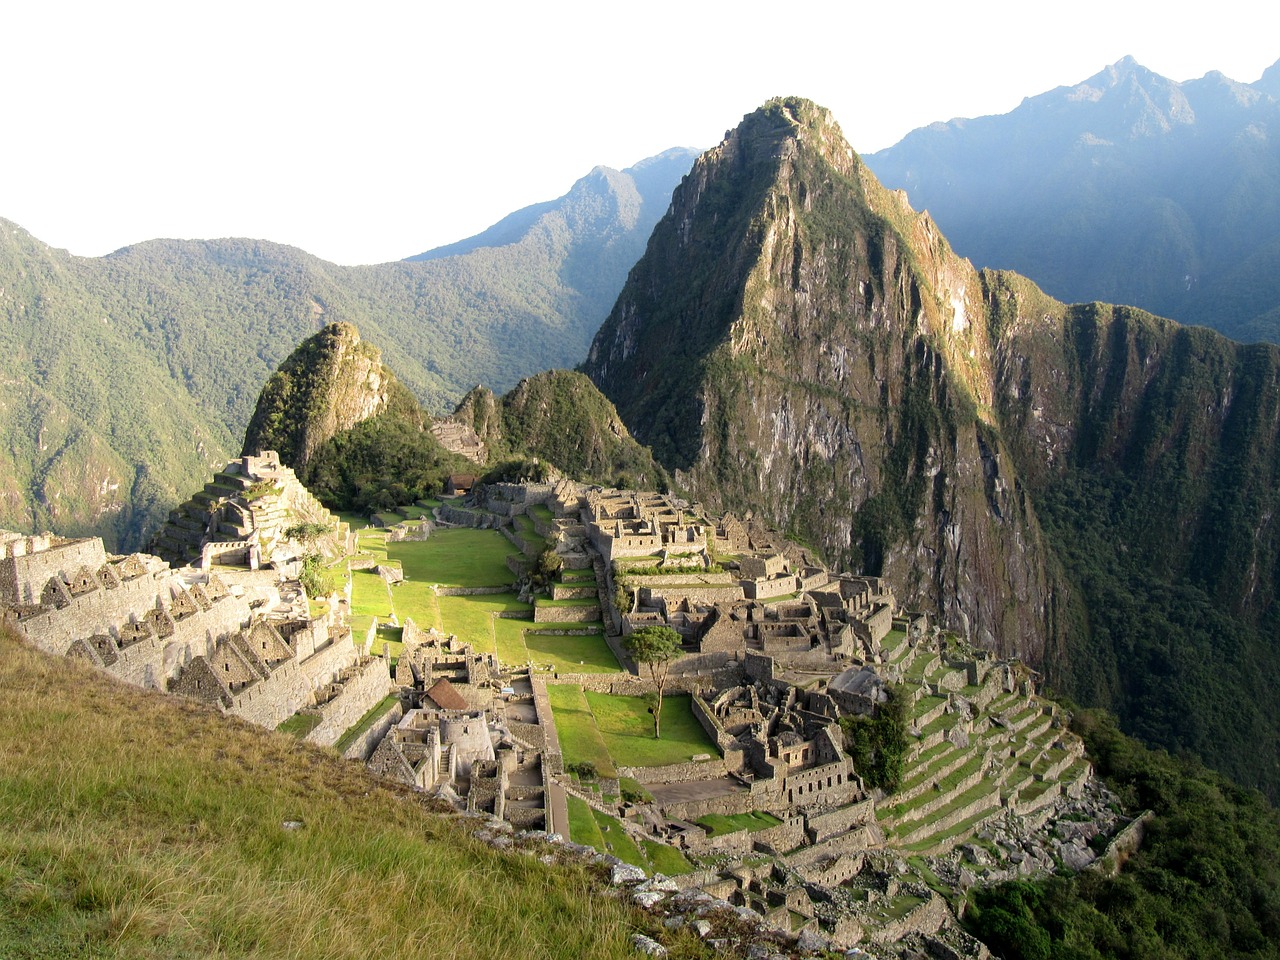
top-left (0, 148), bottom-right (696, 549)
top-left (865, 56), bottom-right (1280, 342)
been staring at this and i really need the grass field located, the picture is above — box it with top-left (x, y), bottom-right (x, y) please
top-left (546, 684), bottom-right (617, 777)
top-left (564, 796), bottom-right (693, 875)
top-left (585, 692), bottom-right (719, 767)
top-left (695, 811), bottom-right (783, 837)
top-left (0, 629), bottom-right (708, 960)
top-left (437, 594), bottom-right (531, 654)
top-left (388, 529), bottom-right (518, 588)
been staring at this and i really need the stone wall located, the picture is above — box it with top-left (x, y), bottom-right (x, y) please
top-left (1091, 810), bottom-right (1154, 877)
top-left (805, 799), bottom-right (876, 843)
top-left (753, 815), bottom-right (806, 854)
top-left (341, 701), bottom-right (403, 762)
top-left (617, 757), bottom-right (727, 785)
top-left (299, 635), bottom-right (360, 688)
top-left (864, 892), bottom-right (949, 946)
top-left (436, 585), bottom-right (513, 596)
top-left (305, 657), bottom-right (393, 747)
top-left (533, 603), bottom-right (601, 623)
top-left (782, 757), bottom-right (859, 809)
top-left (639, 584), bottom-right (745, 606)
top-left (0, 537), bottom-right (107, 605)
top-left (530, 677), bottom-right (563, 775)
top-left (230, 657), bottom-right (312, 729)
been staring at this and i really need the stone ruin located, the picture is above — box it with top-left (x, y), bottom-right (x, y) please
top-left (1, 457), bottom-right (390, 744)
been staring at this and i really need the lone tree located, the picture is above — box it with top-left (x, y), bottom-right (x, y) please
top-left (624, 625), bottom-right (683, 738)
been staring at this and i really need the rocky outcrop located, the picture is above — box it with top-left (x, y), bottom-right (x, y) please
top-left (241, 322), bottom-right (420, 468)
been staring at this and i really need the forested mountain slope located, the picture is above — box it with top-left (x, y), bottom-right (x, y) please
top-left (0, 148), bottom-right (695, 548)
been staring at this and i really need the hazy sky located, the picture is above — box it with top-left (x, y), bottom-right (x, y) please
top-left (5, 1), bottom-right (1277, 265)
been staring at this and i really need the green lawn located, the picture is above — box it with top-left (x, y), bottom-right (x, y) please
top-left (368, 625), bottom-right (404, 658)
top-left (547, 684), bottom-right (617, 778)
top-left (276, 712), bottom-right (322, 739)
top-left (349, 568), bottom-right (393, 635)
top-left (694, 811), bottom-right (782, 837)
top-left (525, 630), bottom-right (621, 674)
top-left (566, 794), bottom-right (606, 848)
top-left (387, 529), bottom-right (518, 588)
top-left (529, 504), bottom-right (554, 523)
top-left (642, 840), bottom-right (694, 876)
top-left (593, 809), bottom-right (646, 867)
top-left (437, 594), bottom-right (531, 654)
top-left (584, 692), bottom-right (718, 768)
top-left (565, 798), bottom-right (692, 875)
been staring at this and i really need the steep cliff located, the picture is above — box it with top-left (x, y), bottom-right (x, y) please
top-left (585, 98), bottom-right (1053, 658)
top-left (241, 322), bottom-right (419, 468)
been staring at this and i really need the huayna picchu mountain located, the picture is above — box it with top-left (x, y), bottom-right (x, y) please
top-left (584, 97), bottom-right (1280, 797)
top-left (241, 322), bottom-right (422, 468)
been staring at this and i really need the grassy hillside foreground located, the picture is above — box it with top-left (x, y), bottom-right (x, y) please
top-left (0, 628), bottom-right (702, 960)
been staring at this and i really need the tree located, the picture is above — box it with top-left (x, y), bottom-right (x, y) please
top-left (623, 625), bottom-right (682, 738)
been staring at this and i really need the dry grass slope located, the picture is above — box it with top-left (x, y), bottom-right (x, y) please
top-left (0, 628), bottom-right (707, 960)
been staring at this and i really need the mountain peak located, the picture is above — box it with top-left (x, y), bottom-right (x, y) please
top-left (241, 321), bottom-right (418, 468)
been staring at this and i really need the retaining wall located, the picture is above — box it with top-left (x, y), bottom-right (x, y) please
top-left (341, 701), bottom-right (404, 762)
top-left (304, 657), bottom-right (393, 747)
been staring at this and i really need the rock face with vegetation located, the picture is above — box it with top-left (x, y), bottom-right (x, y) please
top-left (585, 97), bottom-right (1280, 797)
top-left (454, 371), bottom-right (668, 490)
top-left (866, 56), bottom-right (1280, 343)
top-left (0, 149), bottom-right (695, 549)
top-left (585, 98), bottom-right (1054, 660)
top-left (241, 322), bottom-right (419, 467)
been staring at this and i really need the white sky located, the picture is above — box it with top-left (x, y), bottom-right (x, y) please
top-left (5, 1), bottom-right (1277, 265)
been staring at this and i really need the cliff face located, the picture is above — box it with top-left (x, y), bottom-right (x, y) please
top-left (241, 322), bottom-right (417, 468)
top-left (585, 98), bottom-right (1053, 657)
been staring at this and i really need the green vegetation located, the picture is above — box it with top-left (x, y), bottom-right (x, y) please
top-left (389, 528), bottom-right (519, 588)
top-left (0, 628), bottom-right (706, 960)
top-left (584, 692), bottom-right (718, 767)
top-left (694, 811), bottom-right (783, 837)
top-left (546, 685), bottom-right (617, 778)
top-left (964, 709), bottom-right (1280, 960)
top-left (622, 625), bottom-right (683, 738)
top-left (299, 553), bottom-right (339, 600)
top-left (564, 797), bottom-right (693, 876)
top-left (332, 695), bottom-right (399, 755)
top-left (456, 372), bottom-right (669, 490)
top-left (276, 711), bottom-right (323, 739)
top-left (839, 685), bottom-right (909, 791)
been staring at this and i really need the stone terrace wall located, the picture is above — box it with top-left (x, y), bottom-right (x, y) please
top-left (618, 758), bottom-right (727, 785)
top-left (0, 538), bottom-right (107, 605)
top-left (533, 603), bottom-right (601, 624)
top-left (640, 585), bottom-right (745, 606)
top-left (341, 701), bottom-right (403, 762)
top-left (299, 635), bottom-right (360, 688)
top-left (753, 815), bottom-right (806, 854)
top-left (231, 658), bottom-right (312, 729)
top-left (806, 799), bottom-right (876, 843)
top-left (306, 657), bottom-right (393, 747)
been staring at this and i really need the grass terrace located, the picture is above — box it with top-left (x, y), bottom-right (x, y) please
top-left (333, 695), bottom-right (400, 754)
top-left (695, 811), bottom-right (782, 837)
top-left (584, 692), bottom-right (719, 768)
